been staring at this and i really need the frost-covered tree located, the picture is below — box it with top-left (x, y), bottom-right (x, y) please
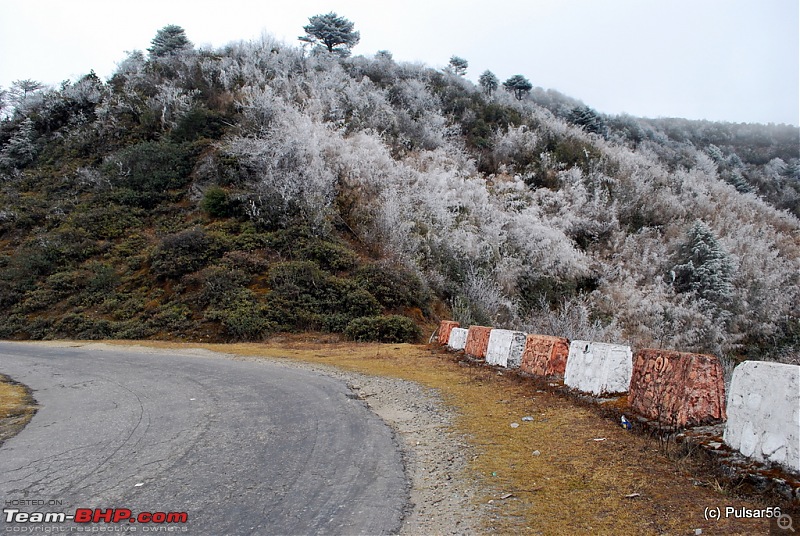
top-left (10, 79), bottom-right (43, 101)
top-left (6, 79), bottom-right (44, 115)
top-left (448, 56), bottom-right (468, 76)
top-left (503, 74), bottom-right (532, 100)
top-left (0, 86), bottom-right (7, 118)
top-left (299, 12), bottom-right (360, 57)
top-left (670, 220), bottom-right (734, 305)
top-left (148, 25), bottom-right (192, 58)
top-left (478, 70), bottom-right (498, 95)
top-left (568, 105), bottom-right (607, 137)
top-left (0, 117), bottom-right (37, 168)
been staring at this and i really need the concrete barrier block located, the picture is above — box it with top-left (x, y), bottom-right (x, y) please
top-left (447, 328), bottom-right (468, 350)
top-left (438, 320), bottom-right (460, 345)
top-left (485, 329), bottom-right (527, 368)
top-left (564, 341), bottom-right (633, 396)
top-left (520, 334), bottom-right (570, 377)
top-left (628, 349), bottom-right (726, 427)
top-left (723, 361), bottom-right (800, 473)
top-left (464, 326), bottom-right (492, 359)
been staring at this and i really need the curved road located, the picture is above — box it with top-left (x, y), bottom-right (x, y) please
top-left (0, 342), bottom-right (407, 535)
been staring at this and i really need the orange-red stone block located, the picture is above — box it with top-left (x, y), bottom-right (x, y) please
top-left (520, 335), bottom-right (570, 377)
top-left (438, 320), bottom-right (460, 345)
top-left (628, 349), bottom-right (727, 427)
top-left (464, 326), bottom-right (492, 359)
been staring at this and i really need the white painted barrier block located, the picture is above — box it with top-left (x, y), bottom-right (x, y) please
top-left (564, 341), bottom-right (633, 395)
top-left (723, 361), bottom-right (800, 473)
top-left (447, 328), bottom-right (468, 351)
top-left (485, 329), bottom-right (526, 368)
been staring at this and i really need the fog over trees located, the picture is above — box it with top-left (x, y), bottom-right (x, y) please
top-left (0, 22), bottom-right (797, 366)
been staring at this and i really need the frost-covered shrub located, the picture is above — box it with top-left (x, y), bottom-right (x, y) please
top-left (521, 294), bottom-right (621, 343)
top-left (225, 105), bottom-right (338, 231)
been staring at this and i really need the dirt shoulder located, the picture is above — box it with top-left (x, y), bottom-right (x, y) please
top-left (6, 339), bottom-right (792, 535)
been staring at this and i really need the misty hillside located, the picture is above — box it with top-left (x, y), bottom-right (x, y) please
top-left (0, 27), bottom-right (798, 366)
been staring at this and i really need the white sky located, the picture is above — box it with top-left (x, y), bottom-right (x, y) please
top-left (1, 0), bottom-right (798, 125)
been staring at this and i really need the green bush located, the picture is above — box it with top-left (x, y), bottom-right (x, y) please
top-left (205, 289), bottom-right (273, 341)
top-left (151, 227), bottom-right (223, 278)
top-left (264, 228), bottom-right (359, 272)
top-left (147, 303), bottom-right (194, 336)
top-left (68, 205), bottom-right (145, 239)
top-left (201, 186), bottom-right (236, 218)
top-left (267, 261), bottom-right (381, 332)
top-left (194, 265), bottom-right (250, 306)
top-left (104, 140), bottom-right (194, 192)
top-left (50, 313), bottom-right (112, 340)
top-left (344, 315), bottom-right (422, 343)
top-left (170, 107), bottom-right (228, 143)
top-left (298, 240), bottom-right (359, 272)
top-left (355, 263), bottom-right (430, 312)
top-left (111, 318), bottom-right (158, 340)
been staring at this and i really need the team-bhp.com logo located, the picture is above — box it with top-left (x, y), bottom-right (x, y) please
top-left (4, 508), bottom-right (188, 524)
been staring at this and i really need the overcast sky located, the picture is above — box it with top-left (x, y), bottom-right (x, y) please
top-left (1, 0), bottom-right (798, 125)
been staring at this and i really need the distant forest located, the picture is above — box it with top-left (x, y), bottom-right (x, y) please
top-left (0, 19), bottom-right (797, 370)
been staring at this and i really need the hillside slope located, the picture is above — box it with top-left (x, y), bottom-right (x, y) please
top-left (0, 34), bottom-right (798, 362)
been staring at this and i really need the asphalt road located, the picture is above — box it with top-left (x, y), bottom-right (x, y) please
top-left (0, 342), bottom-right (407, 535)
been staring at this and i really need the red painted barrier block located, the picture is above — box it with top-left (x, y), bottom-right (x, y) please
top-left (438, 320), bottom-right (460, 345)
top-left (464, 326), bottom-right (492, 359)
top-left (628, 349), bottom-right (726, 427)
top-left (520, 334), bottom-right (570, 377)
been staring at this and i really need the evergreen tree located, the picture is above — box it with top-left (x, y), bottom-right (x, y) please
top-left (670, 220), bottom-right (734, 305)
top-left (448, 56), bottom-right (468, 76)
top-left (0, 117), bottom-right (37, 168)
top-left (8, 79), bottom-right (44, 110)
top-left (478, 70), bottom-right (498, 95)
top-left (299, 12), bottom-right (360, 57)
top-left (568, 105), bottom-right (607, 137)
top-left (502, 75), bottom-right (532, 100)
top-left (148, 25), bottom-right (192, 58)
top-left (722, 169), bottom-right (754, 193)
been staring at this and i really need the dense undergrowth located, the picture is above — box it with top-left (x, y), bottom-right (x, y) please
top-left (0, 32), bottom-right (798, 356)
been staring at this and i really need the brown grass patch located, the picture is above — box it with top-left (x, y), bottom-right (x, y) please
top-left (0, 374), bottom-right (37, 446)
top-left (97, 338), bottom-right (773, 534)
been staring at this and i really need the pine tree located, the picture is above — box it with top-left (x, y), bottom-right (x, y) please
top-left (479, 70), bottom-right (498, 95)
top-left (299, 12), bottom-right (360, 57)
top-left (148, 25), bottom-right (192, 58)
top-left (671, 220), bottom-right (734, 305)
top-left (448, 56), bottom-right (468, 76)
top-left (502, 75), bottom-right (532, 100)
top-left (568, 105), bottom-right (607, 137)
top-left (0, 118), bottom-right (37, 168)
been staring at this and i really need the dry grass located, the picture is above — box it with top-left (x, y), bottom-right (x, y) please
top-left (80, 339), bottom-right (776, 533)
top-left (0, 374), bottom-right (37, 446)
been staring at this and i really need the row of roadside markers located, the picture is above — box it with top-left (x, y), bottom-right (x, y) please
top-left (438, 320), bottom-right (800, 474)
